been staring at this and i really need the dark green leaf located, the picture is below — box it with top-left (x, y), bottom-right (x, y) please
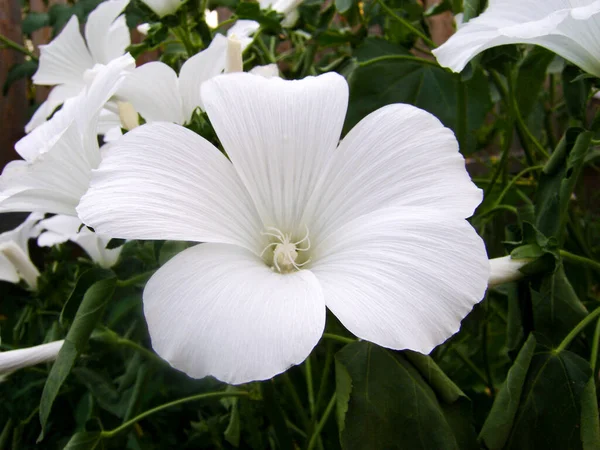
top-left (235, 3), bottom-right (281, 31)
top-left (63, 431), bottom-right (102, 450)
top-left (424, 0), bottom-right (452, 17)
top-left (516, 47), bottom-right (555, 118)
top-left (562, 65), bottom-right (591, 121)
top-left (22, 12), bottom-right (50, 34)
top-left (224, 397), bottom-right (241, 447)
top-left (462, 0), bottom-right (483, 22)
top-left (61, 267), bottom-right (115, 326)
top-left (39, 277), bottom-right (116, 441)
top-left (580, 378), bottom-right (600, 450)
top-left (106, 238), bottom-right (126, 250)
top-left (335, 0), bottom-right (354, 14)
top-left (335, 342), bottom-right (477, 450)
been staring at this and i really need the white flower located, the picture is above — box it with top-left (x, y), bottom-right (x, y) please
top-left (260, 0), bottom-right (303, 27)
top-left (0, 213), bottom-right (43, 289)
top-left (0, 340), bottom-right (64, 375)
top-left (433, 0), bottom-right (600, 78)
top-left (141, 0), bottom-right (184, 17)
top-left (205, 9), bottom-right (219, 29)
top-left (117, 21), bottom-right (259, 125)
top-left (0, 54), bottom-right (135, 216)
top-left (137, 23), bottom-right (151, 35)
top-left (27, 0), bottom-right (130, 132)
top-left (37, 215), bottom-right (121, 268)
top-left (78, 72), bottom-right (489, 385)
top-left (488, 255), bottom-right (530, 286)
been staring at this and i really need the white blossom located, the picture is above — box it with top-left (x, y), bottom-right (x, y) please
top-left (27, 0), bottom-right (131, 132)
top-left (0, 340), bottom-right (64, 375)
top-left (488, 255), bottom-right (531, 286)
top-left (433, 0), bottom-right (600, 78)
top-left (260, 0), bottom-right (303, 27)
top-left (78, 72), bottom-right (489, 384)
top-left (0, 213), bottom-right (43, 289)
top-left (37, 215), bottom-right (121, 268)
top-left (141, 0), bottom-right (185, 17)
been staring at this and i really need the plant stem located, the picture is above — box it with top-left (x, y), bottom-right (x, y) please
top-left (305, 355), bottom-right (316, 417)
top-left (306, 394), bottom-right (336, 450)
top-left (116, 270), bottom-right (155, 287)
top-left (560, 250), bottom-right (600, 274)
top-left (490, 165), bottom-right (544, 208)
top-left (590, 317), bottom-right (600, 372)
top-left (321, 333), bottom-right (355, 344)
top-left (0, 34), bottom-right (38, 60)
top-left (358, 53), bottom-right (439, 68)
top-left (555, 307), bottom-right (600, 353)
top-left (282, 373), bottom-right (311, 429)
top-left (376, 0), bottom-right (435, 48)
top-left (115, 336), bottom-right (165, 366)
top-left (101, 391), bottom-right (250, 438)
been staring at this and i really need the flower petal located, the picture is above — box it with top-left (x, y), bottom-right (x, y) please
top-left (117, 62), bottom-right (185, 124)
top-left (78, 122), bottom-right (263, 252)
top-left (33, 15), bottom-right (93, 86)
top-left (311, 207), bottom-right (489, 354)
top-left (24, 83), bottom-right (83, 133)
top-left (303, 104), bottom-right (482, 244)
top-left (201, 72), bottom-right (348, 232)
top-left (226, 20), bottom-right (260, 48)
top-left (84, 0), bottom-right (130, 64)
top-left (0, 340), bottom-right (64, 375)
top-left (144, 242), bottom-right (325, 384)
top-left (0, 253), bottom-right (19, 284)
top-left (140, 0), bottom-right (183, 17)
top-left (178, 34), bottom-right (228, 119)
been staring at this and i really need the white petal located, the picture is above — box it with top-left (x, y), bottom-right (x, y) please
top-left (0, 253), bottom-right (19, 284)
top-left (144, 243), bottom-right (325, 384)
top-left (140, 0), bottom-right (184, 17)
top-left (72, 229), bottom-right (121, 268)
top-left (488, 255), bottom-right (530, 286)
top-left (33, 15), bottom-right (93, 86)
top-left (311, 207), bottom-right (489, 354)
top-left (178, 34), bottom-right (228, 119)
top-left (85, 0), bottom-right (130, 64)
top-left (97, 109), bottom-right (123, 135)
top-left (0, 212), bottom-right (42, 285)
top-left (117, 62), bottom-right (185, 124)
top-left (78, 122), bottom-right (263, 252)
top-left (303, 104), bottom-right (482, 245)
top-left (24, 84), bottom-right (83, 133)
top-left (0, 340), bottom-right (64, 375)
top-left (249, 63), bottom-right (280, 78)
top-left (201, 72), bottom-right (348, 232)
top-left (0, 212), bottom-right (44, 251)
top-left (227, 20), bottom-right (260, 48)
top-left (433, 0), bottom-right (600, 77)
top-left (205, 9), bottom-right (219, 29)
top-left (38, 230), bottom-right (69, 247)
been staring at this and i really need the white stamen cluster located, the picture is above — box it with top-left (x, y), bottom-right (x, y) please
top-left (260, 226), bottom-right (311, 273)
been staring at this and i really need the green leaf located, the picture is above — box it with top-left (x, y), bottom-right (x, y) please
top-left (516, 48), bottom-right (555, 118)
top-left (224, 397), bottom-right (241, 447)
top-left (22, 12), bottom-right (50, 34)
top-left (424, 0), bottom-right (452, 17)
top-left (530, 266), bottom-right (588, 346)
top-left (346, 38), bottom-right (492, 153)
top-left (536, 128), bottom-right (592, 240)
top-left (3, 61), bottom-right (38, 95)
top-left (63, 431), bottom-right (102, 450)
top-left (462, 0), bottom-right (483, 22)
top-left (235, 2), bottom-right (281, 31)
top-left (39, 277), bottom-right (116, 441)
top-left (580, 378), bottom-right (600, 450)
top-left (481, 334), bottom-right (593, 450)
top-left (105, 238), bottom-right (126, 250)
top-left (562, 65), bottom-right (591, 121)
top-left (479, 334), bottom-right (537, 448)
top-left (60, 267), bottom-right (115, 326)
top-left (335, 0), bottom-right (354, 14)
top-left (335, 342), bottom-right (477, 450)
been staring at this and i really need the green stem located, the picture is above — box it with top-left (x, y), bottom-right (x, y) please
top-left (282, 373), bottom-right (310, 429)
top-left (254, 31), bottom-right (276, 64)
top-left (490, 165), bottom-right (544, 208)
top-left (376, 0), bottom-right (435, 48)
top-left (306, 394), bottom-right (336, 450)
top-left (101, 391), bottom-right (250, 438)
top-left (115, 336), bottom-right (165, 366)
top-left (456, 78), bottom-right (467, 153)
top-left (0, 34), bottom-right (38, 60)
top-left (560, 250), bottom-right (600, 274)
top-left (305, 355), bottom-right (316, 417)
top-left (452, 347), bottom-right (489, 387)
top-left (116, 270), bottom-right (155, 287)
top-left (314, 344), bottom-right (333, 413)
top-left (555, 307), bottom-right (600, 353)
top-left (358, 53), bottom-right (438, 68)
top-left (590, 317), bottom-right (600, 372)
top-left (321, 333), bottom-right (355, 344)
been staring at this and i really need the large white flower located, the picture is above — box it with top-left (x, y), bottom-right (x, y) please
top-left (37, 215), bottom-right (121, 268)
top-left (0, 213), bottom-right (43, 289)
top-left (27, 0), bottom-right (130, 132)
top-left (432, 0), bottom-right (600, 78)
top-left (78, 72), bottom-right (489, 384)
top-left (0, 54), bottom-right (135, 216)
top-left (117, 21), bottom-right (259, 125)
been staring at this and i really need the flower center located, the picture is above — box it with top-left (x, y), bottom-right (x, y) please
top-left (260, 226), bottom-right (311, 274)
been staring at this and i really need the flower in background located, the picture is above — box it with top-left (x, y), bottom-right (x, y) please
top-left (205, 9), bottom-right (219, 29)
top-left (79, 72), bottom-right (489, 384)
top-left (117, 21), bottom-right (259, 125)
top-left (488, 255), bottom-right (531, 286)
top-left (27, 0), bottom-right (130, 132)
top-left (0, 54), bottom-right (135, 216)
top-left (0, 213), bottom-right (43, 289)
top-left (433, 0), bottom-right (600, 77)
top-left (37, 215), bottom-right (121, 268)
top-left (260, 0), bottom-right (303, 27)
top-left (0, 340), bottom-right (64, 376)
top-left (140, 0), bottom-right (185, 17)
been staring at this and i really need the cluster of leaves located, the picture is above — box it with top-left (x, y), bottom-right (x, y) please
top-left (1, 0), bottom-right (600, 449)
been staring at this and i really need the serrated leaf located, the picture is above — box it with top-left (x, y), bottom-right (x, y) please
top-left (39, 277), bottom-right (116, 441)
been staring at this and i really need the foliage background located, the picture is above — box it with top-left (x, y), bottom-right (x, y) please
top-left (1, 0), bottom-right (600, 448)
